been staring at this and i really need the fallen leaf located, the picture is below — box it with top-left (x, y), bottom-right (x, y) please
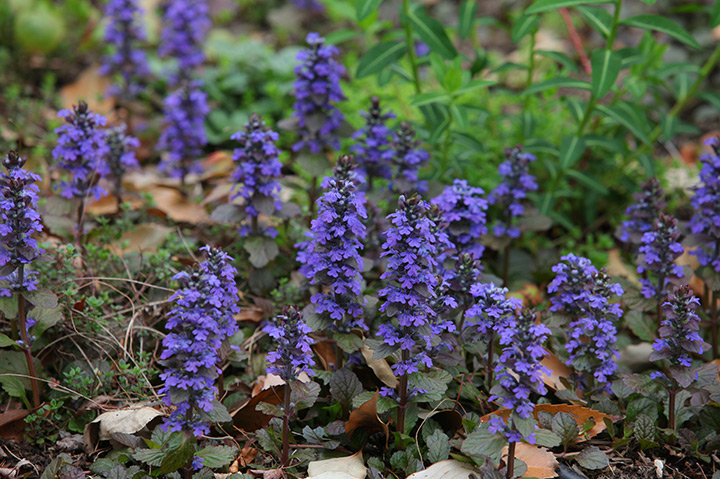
top-left (502, 443), bottom-right (558, 479)
top-left (345, 392), bottom-right (388, 441)
top-left (109, 223), bottom-right (172, 255)
top-left (147, 186), bottom-right (209, 223)
top-left (307, 451), bottom-right (366, 479)
top-left (480, 404), bottom-right (611, 441)
top-left (361, 345), bottom-right (399, 388)
top-left (313, 340), bottom-right (337, 371)
top-left (86, 194), bottom-right (142, 215)
top-left (84, 406), bottom-right (163, 453)
top-left (199, 151), bottom-right (234, 181)
top-left (231, 384), bottom-right (285, 432)
top-left (606, 249), bottom-right (638, 282)
top-left (540, 351), bottom-right (572, 391)
top-left (249, 468), bottom-right (285, 479)
top-left (202, 182), bottom-right (236, 206)
top-left (59, 65), bottom-right (115, 116)
top-left (234, 308), bottom-right (265, 324)
top-left (0, 409), bottom-right (30, 441)
top-left (236, 445), bottom-right (258, 468)
top-left (406, 459), bottom-right (477, 479)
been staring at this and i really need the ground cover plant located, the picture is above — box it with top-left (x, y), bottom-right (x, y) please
top-left (2, 0), bottom-right (720, 478)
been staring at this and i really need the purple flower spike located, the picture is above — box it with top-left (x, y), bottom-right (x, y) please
top-left (689, 138), bottom-right (720, 272)
top-left (464, 283), bottom-right (522, 339)
top-left (292, 33), bottom-right (346, 154)
top-left (651, 285), bottom-right (708, 370)
top-left (549, 254), bottom-right (623, 391)
top-left (391, 122), bottom-right (429, 195)
top-left (637, 214), bottom-right (685, 300)
top-left (231, 113), bottom-right (283, 238)
top-left (488, 146), bottom-right (537, 238)
top-left (297, 155), bottom-right (368, 331)
top-left (159, 246), bottom-right (240, 436)
top-left (159, 0), bottom-right (210, 76)
top-left (0, 151), bottom-right (44, 296)
top-left (350, 96), bottom-right (396, 186)
top-left (377, 194), bottom-right (440, 378)
top-left (52, 101), bottom-right (110, 201)
top-left (489, 308), bottom-right (551, 443)
top-left (100, 0), bottom-right (150, 100)
top-left (432, 179), bottom-right (488, 262)
top-left (105, 124), bottom-right (140, 199)
top-left (264, 305), bottom-right (315, 382)
top-left (157, 81), bottom-right (209, 180)
top-left (619, 177), bottom-right (665, 243)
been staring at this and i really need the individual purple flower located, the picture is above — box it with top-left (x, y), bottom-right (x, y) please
top-left (688, 138), bottom-right (720, 272)
top-left (377, 195), bottom-right (439, 377)
top-left (637, 214), bottom-right (685, 300)
top-left (52, 101), bottom-right (110, 201)
top-left (651, 285), bottom-right (708, 371)
top-left (263, 305), bottom-right (315, 382)
top-left (0, 151), bottom-right (44, 296)
top-left (100, 0), bottom-right (150, 100)
top-left (549, 254), bottom-right (623, 391)
top-left (292, 33), bottom-right (346, 154)
top-left (158, 0), bottom-right (210, 75)
top-left (489, 308), bottom-right (551, 443)
top-left (297, 155), bottom-right (367, 330)
top-left (291, 0), bottom-right (324, 11)
top-left (157, 81), bottom-right (209, 181)
top-left (350, 96), bottom-right (395, 187)
top-left (619, 177), bottom-right (665, 243)
top-left (105, 124), bottom-right (140, 201)
top-left (159, 246), bottom-right (240, 436)
top-left (231, 114), bottom-right (283, 238)
top-left (391, 122), bottom-right (428, 195)
top-left (488, 146), bottom-right (537, 238)
top-left (432, 179), bottom-right (488, 261)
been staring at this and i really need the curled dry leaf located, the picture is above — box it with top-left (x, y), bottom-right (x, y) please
top-left (406, 459), bottom-right (478, 479)
top-left (83, 406), bottom-right (163, 453)
top-left (480, 404), bottom-right (611, 441)
top-left (109, 223), bottom-right (172, 256)
top-left (502, 443), bottom-right (558, 479)
top-left (59, 65), bottom-right (115, 116)
top-left (313, 339), bottom-right (338, 371)
top-left (234, 308), bottom-right (265, 324)
top-left (233, 373), bottom-right (310, 431)
top-left (307, 451), bottom-right (366, 479)
top-left (86, 194), bottom-right (143, 215)
top-left (361, 345), bottom-right (399, 388)
top-left (606, 248), bottom-right (639, 283)
top-left (345, 392), bottom-right (389, 442)
top-left (147, 186), bottom-right (209, 223)
top-left (0, 409), bottom-right (30, 441)
top-left (540, 351), bottom-right (572, 391)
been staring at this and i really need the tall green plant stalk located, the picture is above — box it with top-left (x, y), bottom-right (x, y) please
top-left (402, 0), bottom-right (422, 95)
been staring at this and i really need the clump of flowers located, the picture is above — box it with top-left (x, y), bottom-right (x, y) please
top-left (637, 213), bottom-right (684, 301)
top-left (100, 0), bottom-right (150, 100)
top-left (0, 151), bottom-right (44, 408)
top-left (158, 0), bottom-right (210, 75)
top-left (297, 155), bottom-right (367, 331)
top-left (488, 308), bottom-right (551, 444)
top-left (52, 101), bottom-right (110, 201)
top-left (157, 81), bottom-right (209, 181)
top-left (488, 146), bottom-right (538, 239)
top-left (619, 177), bottom-right (665, 243)
top-left (159, 246), bottom-right (240, 437)
top-left (548, 254), bottom-right (623, 392)
top-left (105, 124), bottom-right (140, 203)
top-left (230, 114), bottom-right (283, 238)
top-left (292, 33), bottom-right (346, 154)
top-left (448, 252), bottom-right (483, 309)
top-left (689, 138), bottom-right (720, 271)
top-left (432, 179), bottom-right (488, 262)
top-left (650, 285), bottom-right (709, 430)
top-left (391, 122), bottom-right (428, 195)
top-left (350, 96), bottom-right (395, 187)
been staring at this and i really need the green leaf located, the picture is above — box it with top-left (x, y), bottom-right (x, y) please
top-left (523, 77), bottom-right (591, 95)
top-left (575, 446), bottom-right (609, 470)
top-left (334, 332), bottom-right (363, 353)
top-left (536, 50), bottom-right (578, 73)
top-left (624, 310), bottom-right (655, 342)
top-left (426, 429), bottom-right (450, 463)
top-left (526, 0), bottom-right (612, 14)
top-left (559, 135), bottom-right (586, 170)
top-left (290, 381), bottom-right (321, 410)
top-left (160, 434), bottom-right (194, 474)
top-left (534, 428), bottom-right (562, 448)
top-left (620, 15), bottom-right (700, 49)
top-left (195, 445), bottom-right (238, 469)
top-left (565, 169), bottom-right (609, 195)
top-left (243, 236), bottom-right (279, 268)
top-left (552, 412), bottom-right (580, 446)
top-left (329, 368), bottom-right (363, 407)
top-left (411, 91), bottom-right (451, 107)
top-left (0, 333), bottom-right (15, 347)
top-left (511, 14), bottom-right (539, 43)
top-left (454, 78), bottom-right (496, 96)
top-left (356, 0), bottom-right (382, 21)
top-left (408, 9), bottom-right (458, 59)
top-left (461, 423), bottom-right (506, 462)
top-left (595, 102), bottom-right (651, 145)
top-left (513, 413), bottom-right (537, 439)
top-left (450, 104), bottom-right (468, 131)
top-left (23, 288), bottom-right (58, 309)
top-left (712, 2), bottom-right (720, 28)
top-left (458, 1), bottom-right (478, 39)
top-left (133, 448), bottom-right (165, 467)
top-left (577, 6), bottom-right (612, 38)
top-left (590, 49), bottom-right (621, 98)
top-left (356, 41), bottom-right (408, 78)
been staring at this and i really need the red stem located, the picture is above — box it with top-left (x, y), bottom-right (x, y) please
top-left (559, 8), bottom-right (591, 75)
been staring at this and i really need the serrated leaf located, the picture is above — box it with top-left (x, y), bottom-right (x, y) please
top-left (591, 49), bottom-right (621, 98)
top-left (291, 380), bottom-right (321, 410)
top-left (633, 414), bottom-right (656, 442)
top-left (356, 0), bottom-right (382, 21)
top-left (523, 77), bottom-right (592, 95)
top-left (330, 368), bottom-right (363, 407)
top-left (512, 14), bottom-right (539, 43)
top-left (426, 429), bottom-right (450, 463)
top-left (133, 448), bottom-right (165, 467)
top-left (195, 445), bottom-right (238, 469)
top-left (513, 413), bottom-right (537, 439)
top-left (408, 9), bottom-right (458, 59)
top-left (534, 428), bottom-right (562, 448)
top-left (458, 1), bottom-right (478, 39)
top-left (461, 423), bottom-right (506, 462)
top-left (23, 288), bottom-right (58, 309)
top-left (356, 42), bottom-right (408, 78)
top-left (526, 0), bottom-right (612, 14)
top-left (334, 332), bottom-right (363, 353)
top-left (620, 15), bottom-right (700, 49)
top-left (552, 412), bottom-right (579, 446)
top-left (623, 373), bottom-right (662, 394)
top-left (624, 310), bottom-right (655, 342)
top-left (160, 435), bottom-right (194, 475)
top-left (575, 446), bottom-right (608, 470)
top-left (243, 236), bottom-right (279, 268)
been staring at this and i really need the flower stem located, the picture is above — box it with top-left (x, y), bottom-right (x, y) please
top-left (17, 265), bottom-right (40, 409)
top-left (402, 0), bottom-right (421, 95)
top-left (76, 200), bottom-right (86, 256)
top-left (668, 386), bottom-right (677, 432)
top-left (712, 289), bottom-right (718, 358)
top-left (397, 349), bottom-right (409, 435)
top-left (486, 333), bottom-right (495, 394)
top-left (282, 382), bottom-right (291, 467)
top-left (506, 441), bottom-right (516, 479)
